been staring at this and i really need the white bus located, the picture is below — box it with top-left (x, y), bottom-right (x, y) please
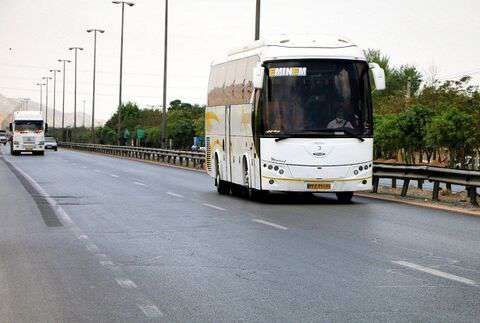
top-left (9, 111), bottom-right (47, 156)
top-left (205, 35), bottom-right (385, 202)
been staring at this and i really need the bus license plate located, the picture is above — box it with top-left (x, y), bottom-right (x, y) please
top-left (25, 145), bottom-right (33, 151)
top-left (307, 183), bottom-right (331, 190)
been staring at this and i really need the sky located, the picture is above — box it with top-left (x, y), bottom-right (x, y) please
top-left (1, 0), bottom-right (479, 121)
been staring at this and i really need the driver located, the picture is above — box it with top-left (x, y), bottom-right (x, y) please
top-left (327, 109), bottom-right (353, 129)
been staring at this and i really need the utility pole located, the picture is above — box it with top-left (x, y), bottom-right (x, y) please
top-left (58, 59), bottom-right (71, 133)
top-left (255, 0), bottom-right (261, 40)
top-left (69, 47), bottom-right (84, 129)
top-left (87, 28), bottom-right (105, 143)
top-left (42, 76), bottom-right (52, 124)
top-left (112, 1), bottom-right (135, 145)
top-left (50, 69), bottom-right (61, 129)
top-left (36, 83), bottom-right (45, 112)
top-left (161, 0), bottom-right (168, 147)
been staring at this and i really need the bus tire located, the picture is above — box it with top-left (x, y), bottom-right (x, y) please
top-left (336, 192), bottom-right (354, 203)
top-left (250, 189), bottom-right (268, 201)
top-left (215, 156), bottom-right (230, 195)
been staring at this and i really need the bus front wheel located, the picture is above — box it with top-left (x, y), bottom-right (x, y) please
top-left (336, 192), bottom-right (354, 203)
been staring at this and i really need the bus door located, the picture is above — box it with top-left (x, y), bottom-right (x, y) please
top-left (225, 105), bottom-right (233, 182)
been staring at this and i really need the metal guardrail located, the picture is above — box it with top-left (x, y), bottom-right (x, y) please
top-left (373, 163), bottom-right (480, 206)
top-left (59, 142), bottom-right (205, 169)
top-left (59, 143), bottom-right (479, 207)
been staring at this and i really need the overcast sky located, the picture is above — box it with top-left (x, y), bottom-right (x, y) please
top-left (1, 0), bottom-right (479, 121)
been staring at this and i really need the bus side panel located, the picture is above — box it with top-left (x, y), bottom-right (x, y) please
top-left (228, 104), bottom-right (257, 187)
top-left (205, 106), bottom-right (226, 180)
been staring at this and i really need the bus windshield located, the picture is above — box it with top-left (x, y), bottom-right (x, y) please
top-left (263, 60), bottom-right (372, 137)
top-left (15, 120), bottom-right (43, 132)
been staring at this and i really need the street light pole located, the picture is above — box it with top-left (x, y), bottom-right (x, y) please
top-left (69, 47), bottom-right (84, 129)
top-left (112, 1), bottom-right (135, 145)
top-left (58, 59), bottom-right (71, 132)
top-left (42, 76), bottom-right (52, 124)
top-left (36, 83), bottom-right (45, 112)
top-left (82, 100), bottom-right (86, 127)
top-left (161, 0), bottom-right (168, 147)
top-left (50, 69), bottom-right (61, 129)
top-left (87, 28), bottom-right (105, 144)
top-left (255, 0), bottom-right (261, 40)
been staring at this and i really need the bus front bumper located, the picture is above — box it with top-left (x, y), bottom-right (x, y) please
top-left (261, 176), bottom-right (372, 192)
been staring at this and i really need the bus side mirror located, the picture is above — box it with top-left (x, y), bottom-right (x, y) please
top-left (253, 65), bottom-right (264, 89)
top-left (9, 123), bottom-right (12, 132)
top-left (369, 63), bottom-right (386, 91)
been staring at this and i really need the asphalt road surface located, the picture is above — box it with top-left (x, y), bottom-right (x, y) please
top-left (0, 146), bottom-right (479, 322)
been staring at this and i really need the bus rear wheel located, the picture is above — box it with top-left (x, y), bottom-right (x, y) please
top-left (336, 192), bottom-right (354, 203)
top-left (215, 158), bottom-right (230, 195)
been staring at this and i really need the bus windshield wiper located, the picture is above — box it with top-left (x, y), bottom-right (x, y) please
top-left (301, 128), bottom-right (365, 142)
top-left (275, 137), bottom-right (290, 142)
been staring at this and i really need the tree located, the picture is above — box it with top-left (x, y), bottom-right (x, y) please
top-left (426, 107), bottom-right (476, 168)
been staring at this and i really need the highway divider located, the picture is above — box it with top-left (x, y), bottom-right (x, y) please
top-left (59, 142), bottom-right (205, 170)
top-left (59, 143), bottom-right (479, 207)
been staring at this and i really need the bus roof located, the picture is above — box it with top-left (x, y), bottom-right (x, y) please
top-left (212, 34), bottom-right (366, 66)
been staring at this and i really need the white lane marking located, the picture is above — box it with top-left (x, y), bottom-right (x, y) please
top-left (252, 219), bottom-right (288, 230)
top-left (78, 234), bottom-right (89, 240)
top-left (85, 242), bottom-right (100, 253)
top-left (202, 203), bottom-right (226, 211)
top-left (94, 169), bottom-right (101, 173)
top-left (137, 303), bottom-right (163, 318)
top-left (81, 166), bottom-right (87, 169)
top-left (167, 192), bottom-right (184, 198)
top-left (392, 261), bottom-right (477, 286)
top-left (100, 260), bottom-right (115, 267)
top-left (110, 174), bottom-right (119, 178)
top-left (116, 278), bottom-right (138, 289)
top-left (133, 181), bottom-right (147, 187)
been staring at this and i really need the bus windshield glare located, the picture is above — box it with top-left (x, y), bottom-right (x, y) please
top-left (263, 60), bottom-right (372, 137)
top-left (15, 120), bottom-right (43, 132)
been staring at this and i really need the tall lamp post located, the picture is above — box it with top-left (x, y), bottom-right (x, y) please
top-left (161, 0), bottom-right (168, 148)
top-left (58, 59), bottom-right (71, 138)
top-left (255, 0), bottom-right (261, 40)
top-left (42, 76), bottom-right (52, 124)
top-left (36, 83), bottom-right (45, 112)
top-left (49, 69), bottom-right (61, 129)
top-left (87, 28), bottom-right (105, 143)
top-left (69, 47), bottom-right (84, 129)
top-left (112, 0), bottom-right (135, 145)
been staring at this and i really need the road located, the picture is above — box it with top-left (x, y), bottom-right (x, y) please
top-left (0, 146), bottom-right (479, 322)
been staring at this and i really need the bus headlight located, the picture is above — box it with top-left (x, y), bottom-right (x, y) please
top-left (13, 141), bottom-right (19, 145)
top-left (39, 141), bottom-right (45, 145)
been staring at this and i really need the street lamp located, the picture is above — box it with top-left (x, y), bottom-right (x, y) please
top-left (36, 83), bottom-right (45, 112)
top-left (58, 59), bottom-right (71, 133)
top-left (112, 0), bottom-right (135, 145)
top-left (42, 76), bottom-right (52, 123)
top-left (87, 28), bottom-right (105, 143)
top-left (161, 0), bottom-right (168, 147)
top-left (50, 69), bottom-right (61, 129)
top-left (255, 0), bottom-right (261, 40)
top-left (69, 47), bottom-right (84, 129)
